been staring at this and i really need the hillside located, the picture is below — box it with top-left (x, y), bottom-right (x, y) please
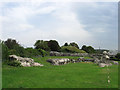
top-left (61, 46), bottom-right (86, 53)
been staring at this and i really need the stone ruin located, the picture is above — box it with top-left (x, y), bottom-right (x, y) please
top-left (9, 51), bottom-right (118, 67)
top-left (9, 55), bottom-right (44, 67)
top-left (47, 58), bottom-right (71, 65)
top-left (78, 57), bottom-right (94, 62)
top-left (47, 51), bottom-right (119, 67)
top-left (93, 51), bottom-right (118, 67)
top-left (47, 57), bottom-right (94, 65)
top-left (50, 51), bottom-right (88, 57)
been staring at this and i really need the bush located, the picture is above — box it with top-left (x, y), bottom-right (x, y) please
top-left (7, 60), bottom-right (21, 67)
top-left (8, 49), bottom-right (18, 56)
top-left (25, 48), bottom-right (41, 57)
top-left (38, 49), bottom-right (49, 57)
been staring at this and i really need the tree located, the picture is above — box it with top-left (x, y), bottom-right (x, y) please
top-left (87, 46), bottom-right (95, 53)
top-left (64, 43), bottom-right (68, 46)
top-left (34, 40), bottom-right (50, 51)
top-left (48, 40), bottom-right (60, 51)
top-left (81, 45), bottom-right (95, 53)
top-left (81, 45), bottom-right (87, 52)
top-left (1, 41), bottom-right (9, 61)
top-left (4, 38), bottom-right (20, 49)
top-left (8, 45), bottom-right (26, 57)
top-left (115, 53), bottom-right (120, 60)
top-left (4, 38), bottom-right (27, 57)
top-left (69, 42), bottom-right (79, 49)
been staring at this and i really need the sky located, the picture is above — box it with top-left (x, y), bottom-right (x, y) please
top-left (0, 1), bottom-right (118, 50)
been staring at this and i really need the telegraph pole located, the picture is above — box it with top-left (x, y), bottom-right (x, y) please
top-left (99, 46), bottom-right (100, 54)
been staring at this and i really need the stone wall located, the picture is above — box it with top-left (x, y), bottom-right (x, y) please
top-left (50, 51), bottom-right (88, 57)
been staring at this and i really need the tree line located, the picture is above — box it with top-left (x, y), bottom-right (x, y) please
top-left (1, 38), bottom-right (98, 61)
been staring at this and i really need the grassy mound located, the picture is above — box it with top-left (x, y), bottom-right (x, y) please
top-left (61, 46), bottom-right (86, 53)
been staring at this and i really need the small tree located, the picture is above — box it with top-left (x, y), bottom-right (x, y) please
top-left (81, 45), bottom-right (87, 52)
top-left (69, 42), bottom-right (79, 49)
top-left (115, 53), bottom-right (120, 60)
top-left (64, 43), bottom-right (68, 46)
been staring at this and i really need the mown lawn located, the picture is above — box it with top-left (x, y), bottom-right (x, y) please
top-left (2, 56), bottom-right (118, 88)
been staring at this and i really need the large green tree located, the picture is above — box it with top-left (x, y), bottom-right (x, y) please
top-left (4, 38), bottom-right (27, 57)
top-left (34, 40), bottom-right (50, 51)
top-left (115, 53), bottom-right (120, 60)
top-left (1, 41), bottom-right (9, 61)
top-left (87, 46), bottom-right (95, 53)
top-left (48, 40), bottom-right (60, 51)
top-left (81, 45), bottom-right (95, 53)
top-left (4, 38), bottom-right (20, 49)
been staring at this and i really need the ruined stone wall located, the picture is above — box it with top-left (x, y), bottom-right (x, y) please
top-left (50, 51), bottom-right (88, 57)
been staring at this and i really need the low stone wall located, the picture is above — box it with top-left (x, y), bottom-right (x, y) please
top-left (47, 57), bottom-right (95, 65)
top-left (78, 57), bottom-right (94, 62)
top-left (47, 58), bottom-right (71, 65)
top-left (47, 56), bottom-right (118, 67)
top-left (50, 51), bottom-right (88, 57)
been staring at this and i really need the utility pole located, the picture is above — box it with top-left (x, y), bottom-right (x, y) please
top-left (99, 46), bottom-right (100, 54)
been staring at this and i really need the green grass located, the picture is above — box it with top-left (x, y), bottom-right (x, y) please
top-left (2, 56), bottom-right (118, 88)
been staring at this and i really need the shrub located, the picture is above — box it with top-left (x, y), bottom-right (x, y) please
top-left (38, 49), bottom-right (49, 57)
top-left (25, 48), bottom-right (41, 57)
top-left (7, 60), bottom-right (21, 67)
top-left (8, 49), bottom-right (18, 56)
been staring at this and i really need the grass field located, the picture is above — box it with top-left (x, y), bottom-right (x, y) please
top-left (2, 56), bottom-right (118, 88)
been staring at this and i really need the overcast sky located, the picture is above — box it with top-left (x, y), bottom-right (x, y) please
top-left (0, 1), bottom-right (118, 50)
